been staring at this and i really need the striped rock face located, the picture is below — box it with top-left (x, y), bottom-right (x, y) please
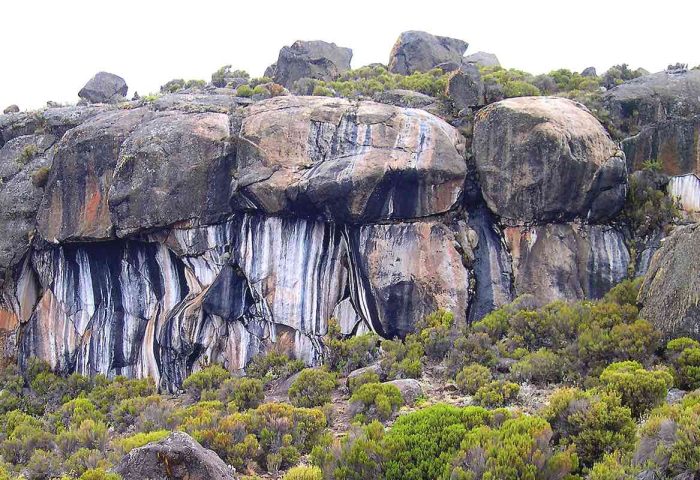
top-left (235, 96), bottom-right (467, 222)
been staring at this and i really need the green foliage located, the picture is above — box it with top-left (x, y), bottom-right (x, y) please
top-left (78, 468), bottom-right (121, 480)
top-left (634, 397), bottom-right (700, 478)
top-left (288, 369), bottom-right (336, 408)
top-left (451, 415), bottom-right (578, 480)
top-left (415, 310), bottom-right (454, 361)
top-left (347, 371), bottom-right (380, 394)
top-left (544, 388), bottom-right (636, 468)
top-left (350, 382), bottom-right (403, 422)
top-left (17, 144), bottom-right (38, 165)
top-left (182, 364), bottom-right (230, 401)
top-left (246, 351), bottom-right (305, 383)
top-left (380, 336), bottom-right (423, 380)
top-left (446, 332), bottom-right (498, 375)
top-left (599, 361), bottom-right (674, 418)
top-left (283, 465), bottom-right (323, 480)
top-left (211, 377), bottom-right (264, 411)
top-left (473, 380), bottom-right (520, 408)
top-left (455, 363), bottom-right (492, 395)
top-left (603, 278), bottom-right (643, 306)
top-left (587, 452), bottom-right (635, 480)
top-left (676, 346), bottom-right (700, 390)
top-left (324, 319), bottom-right (380, 374)
top-left (236, 84), bottom-right (254, 97)
top-left (382, 404), bottom-right (492, 480)
top-left (114, 430), bottom-right (169, 455)
top-left (160, 78), bottom-right (206, 93)
top-left (88, 376), bottom-right (156, 413)
top-left (511, 348), bottom-right (567, 385)
top-left (601, 64), bottom-right (646, 90)
top-left (621, 174), bottom-right (680, 238)
top-left (312, 85), bottom-right (334, 96)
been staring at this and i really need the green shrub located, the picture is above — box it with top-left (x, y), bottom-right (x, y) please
top-left (445, 332), bottom-right (497, 375)
top-left (213, 377), bottom-right (264, 410)
top-left (634, 398), bottom-right (700, 478)
top-left (78, 468), bottom-right (121, 480)
top-left (599, 361), bottom-right (674, 417)
top-left (544, 388), bottom-right (636, 468)
top-left (89, 376), bottom-right (156, 413)
top-left (382, 404), bottom-right (492, 480)
top-left (312, 422), bottom-right (384, 480)
top-left (676, 346), bottom-right (700, 390)
top-left (25, 448), bottom-right (62, 480)
top-left (283, 465), bottom-right (323, 480)
top-left (511, 348), bottom-right (567, 384)
top-left (473, 380), bottom-right (520, 407)
top-left (288, 369), bottom-right (336, 408)
top-left (380, 337), bottom-right (423, 380)
top-left (114, 430), bottom-right (169, 455)
top-left (350, 382), bottom-right (403, 422)
top-left (182, 365), bottom-right (230, 401)
top-left (455, 363), bottom-right (492, 395)
top-left (312, 85), bottom-right (334, 96)
top-left (666, 337), bottom-right (700, 356)
top-left (347, 371), bottom-right (380, 394)
top-left (246, 351), bottom-right (305, 383)
top-left (620, 175), bottom-right (679, 239)
top-left (236, 84), bottom-right (254, 97)
top-left (324, 320), bottom-right (380, 374)
top-left (450, 415), bottom-right (578, 479)
top-left (603, 278), bottom-right (643, 306)
top-left (65, 448), bottom-right (108, 477)
top-left (588, 452), bottom-right (635, 480)
top-left (17, 144), bottom-right (38, 165)
top-left (416, 310), bottom-right (454, 361)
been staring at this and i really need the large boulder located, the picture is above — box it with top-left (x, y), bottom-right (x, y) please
top-left (114, 431), bottom-right (234, 480)
top-left (267, 40), bottom-right (352, 88)
top-left (464, 51), bottom-right (500, 68)
top-left (234, 96), bottom-right (466, 223)
top-left (639, 224), bottom-right (700, 340)
top-left (473, 96), bottom-right (627, 224)
top-left (37, 108), bottom-right (151, 242)
top-left (388, 31), bottom-right (468, 75)
top-left (446, 64), bottom-right (484, 110)
top-left (0, 134), bottom-right (56, 277)
top-left (78, 72), bottom-right (128, 104)
top-left (108, 110), bottom-right (236, 236)
top-left (3, 105), bottom-right (19, 114)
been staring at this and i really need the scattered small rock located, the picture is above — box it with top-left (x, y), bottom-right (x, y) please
top-left (385, 379), bottom-right (423, 405)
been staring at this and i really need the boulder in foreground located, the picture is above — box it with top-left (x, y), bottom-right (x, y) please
top-left (114, 431), bottom-right (234, 480)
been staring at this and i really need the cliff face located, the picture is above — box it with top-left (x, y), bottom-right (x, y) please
top-left (0, 91), bottom-right (640, 390)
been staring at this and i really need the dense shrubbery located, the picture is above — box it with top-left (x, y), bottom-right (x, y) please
top-left (0, 279), bottom-right (698, 478)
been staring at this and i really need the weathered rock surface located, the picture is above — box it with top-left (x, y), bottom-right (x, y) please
top-left (267, 40), bottom-right (352, 89)
top-left (605, 69), bottom-right (700, 135)
top-left (464, 51), bottom-right (500, 68)
top-left (639, 224), bottom-right (700, 340)
top-left (3, 105), bottom-right (19, 114)
top-left (622, 115), bottom-right (700, 175)
top-left (78, 71), bottom-right (129, 104)
top-left (235, 96), bottom-right (466, 222)
top-left (114, 431), bottom-right (234, 480)
top-left (581, 67), bottom-right (597, 77)
top-left (505, 223), bottom-right (630, 303)
top-left (385, 378), bottom-right (423, 404)
top-left (388, 31), bottom-right (468, 75)
top-left (446, 64), bottom-right (484, 110)
top-left (473, 96), bottom-right (627, 224)
top-left (374, 89), bottom-right (437, 109)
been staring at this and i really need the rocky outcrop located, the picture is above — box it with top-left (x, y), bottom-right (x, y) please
top-left (266, 40), bottom-right (352, 89)
top-left (446, 64), bottom-right (484, 110)
top-left (639, 224), bottom-right (700, 340)
top-left (621, 115), bottom-right (700, 175)
top-left (3, 105), bottom-right (19, 114)
top-left (388, 31), bottom-right (468, 75)
top-left (473, 96), bottom-right (627, 225)
top-left (605, 69), bottom-right (700, 135)
top-left (234, 96), bottom-right (466, 223)
top-left (78, 72), bottom-right (128, 104)
top-left (0, 78), bottom-right (647, 390)
top-left (464, 52), bottom-right (500, 68)
top-left (505, 223), bottom-right (630, 303)
top-left (114, 431), bottom-right (234, 480)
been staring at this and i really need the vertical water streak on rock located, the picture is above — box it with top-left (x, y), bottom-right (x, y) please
top-left (669, 174), bottom-right (700, 212)
top-left (586, 226), bottom-right (630, 299)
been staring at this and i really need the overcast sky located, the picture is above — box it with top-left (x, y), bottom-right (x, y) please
top-left (2, 0), bottom-right (698, 110)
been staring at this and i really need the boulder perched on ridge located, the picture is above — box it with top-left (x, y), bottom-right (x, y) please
top-left (388, 31), bottom-right (468, 75)
top-left (473, 96), bottom-right (627, 224)
top-left (78, 71), bottom-right (128, 104)
top-left (267, 40), bottom-right (352, 88)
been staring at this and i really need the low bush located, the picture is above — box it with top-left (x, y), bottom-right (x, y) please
top-left (473, 380), bottom-right (520, 408)
top-left (283, 465), bottom-right (323, 480)
top-left (511, 348), bottom-right (567, 385)
top-left (349, 382), bottom-right (403, 422)
top-left (182, 364), bottom-right (230, 401)
top-left (246, 351), bottom-right (305, 383)
top-left (324, 319), bottom-right (380, 374)
top-left (380, 337), bottom-right (423, 380)
top-left (599, 361), bottom-right (674, 417)
top-left (544, 388), bottom-right (636, 468)
top-left (675, 346), bottom-right (700, 390)
top-left (212, 377), bottom-right (264, 411)
top-left (347, 371), bottom-right (380, 394)
top-left (288, 369), bottom-right (336, 408)
top-left (455, 363), bottom-right (492, 395)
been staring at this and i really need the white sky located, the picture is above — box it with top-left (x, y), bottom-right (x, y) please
top-left (2, 0), bottom-right (698, 110)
